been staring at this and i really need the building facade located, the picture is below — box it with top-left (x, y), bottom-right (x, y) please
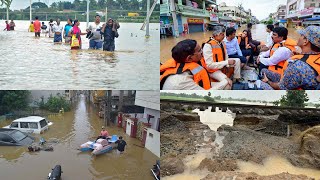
top-left (160, 0), bottom-right (218, 36)
top-left (286, 0), bottom-right (320, 27)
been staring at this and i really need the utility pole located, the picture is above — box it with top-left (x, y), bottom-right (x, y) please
top-left (145, 0), bottom-right (150, 37)
top-left (170, 0), bottom-right (179, 37)
top-left (105, 0), bottom-right (108, 22)
top-left (30, 0), bottom-right (32, 21)
top-left (86, 0), bottom-right (90, 28)
top-left (104, 90), bottom-right (112, 126)
top-left (118, 90), bottom-right (124, 112)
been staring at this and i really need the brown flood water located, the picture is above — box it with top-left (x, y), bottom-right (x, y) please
top-left (0, 94), bottom-right (157, 180)
top-left (160, 24), bottom-right (300, 63)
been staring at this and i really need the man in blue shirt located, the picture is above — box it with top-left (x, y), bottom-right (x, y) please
top-left (223, 27), bottom-right (251, 70)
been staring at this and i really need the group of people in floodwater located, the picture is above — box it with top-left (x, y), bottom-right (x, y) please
top-left (160, 23), bottom-right (320, 90)
top-left (4, 14), bottom-right (119, 51)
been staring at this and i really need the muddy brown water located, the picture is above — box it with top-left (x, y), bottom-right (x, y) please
top-left (163, 109), bottom-right (320, 179)
top-left (0, 95), bottom-right (157, 180)
top-left (160, 24), bottom-right (300, 63)
top-left (0, 20), bottom-right (159, 90)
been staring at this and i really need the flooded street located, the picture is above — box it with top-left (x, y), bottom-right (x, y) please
top-left (160, 24), bottom-right (300, 63)
top-left (0, 94), bottom-right (158, 180)
top-left (0, 20), bottom-right (159, 90)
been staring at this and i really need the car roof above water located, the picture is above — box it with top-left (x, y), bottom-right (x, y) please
top-left (0, 128), bottom-right (19, 133)
top-left (12, 116), bottom-right (45, 123)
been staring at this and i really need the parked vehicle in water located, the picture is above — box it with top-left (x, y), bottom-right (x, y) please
top-left (0, 128), bottom-right (35, 146)
top-left (151, 160), bottom-right (160, 180)
top-left (48, 165), bottom-right (62, 180)
top-left (3, 116), bottom-right (53, 134)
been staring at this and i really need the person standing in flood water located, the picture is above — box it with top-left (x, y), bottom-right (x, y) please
top-left (64, 18), bottom-right (73, 44)
top-left (28, 21), bottom-right (34, 32)
top-left (3, 21), bottom-right (10, 31)
top-left (115, 136), bottom-right (127, 154)
top-left (101, 18), bottom-right (120, 51)
top-left (9, 20), bottom-right (15, 30)
top-left (87, 14), bottom-right (103, 49)
top-left (68, 20), bottom-right (87, 49)
top-left (34, 16), bottom-right (41, 37)
top-left (53, 19), bottom-right (63, 43)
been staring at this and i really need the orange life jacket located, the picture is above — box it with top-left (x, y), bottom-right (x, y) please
top-left (201, 39), bottom-right (227, 73)
top-left (237, 34), bottom-right (248, 47)
top-left (281, 54), bottom-right (320, 79)
top-left (160, 59), bottom-right (211, 90)
top-left (268, 38), bottom-right (297, 74)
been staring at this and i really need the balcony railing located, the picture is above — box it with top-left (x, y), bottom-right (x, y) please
top-left (160, 3), bottom-right (170, 15)
top-left (177, 4), bottom-right (210, 17)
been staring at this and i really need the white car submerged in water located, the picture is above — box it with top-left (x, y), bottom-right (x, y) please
top-left (3, 116), bottom-right (53, 134)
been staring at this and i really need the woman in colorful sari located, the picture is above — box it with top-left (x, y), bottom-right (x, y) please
top-left (68, 20), bottom-right (87, 50)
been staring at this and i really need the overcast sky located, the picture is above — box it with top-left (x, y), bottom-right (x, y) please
top-left (217, 0), bottom-right (287, 20)
top-left (162, 90), bottom-right (320, 103)
top-left (0, 0), bottom-right (70, 10)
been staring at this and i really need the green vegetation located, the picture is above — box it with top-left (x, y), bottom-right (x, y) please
top-left (37, 94), bottom-right (71, 113)
top-left (0, 91), bottom-right (30, 115)
top-left (0, 0), bottom-right (159, 23)
top-left (279, 90), bottom-right (309, 108)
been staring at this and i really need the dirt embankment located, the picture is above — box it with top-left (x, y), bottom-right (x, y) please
top-left (161, 111), bottom-right (320, 179)
top-left (161, 110), bottom-right (216, 177)
top-left (202, 172), bottom-right (314, 180)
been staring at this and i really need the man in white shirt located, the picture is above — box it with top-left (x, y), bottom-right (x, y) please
top-left (203, 26), bottom-right (241, 86)
top-left (87, 14), bottom-right (103, 49)
top-left (259, 24), bottom-right (274, 52)
top-left (257, 27), bottom-right (295, 81)
top-left (52, 19), bottom-right (64, 43)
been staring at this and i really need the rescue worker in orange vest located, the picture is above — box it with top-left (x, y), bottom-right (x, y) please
top-left (261, 26), bottom-right (320, 90)
top-left (237, 30), bottom-right (254, 66)
top-left (257, 27), bottom-right (297, 80)
top-left (202, 26), bottom-right (241, 89)
top-left (160, 39), bottom-right (211, 90)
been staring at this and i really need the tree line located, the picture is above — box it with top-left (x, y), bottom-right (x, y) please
top-left (0, 0), bottom-right (159, 22)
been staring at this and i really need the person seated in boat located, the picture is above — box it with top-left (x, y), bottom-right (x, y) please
top-left (246, 23), bottom-right (261, 53)
top-left (260, 26), bottom-right (320, 90)
top-left (96, 126), bottom-right (110, 141)
top-left (115, 136), bottom-right (127, 154)
top-left (224, 27), bottom-right (252, 70)
top-left (258, 25), bottom-right (274, 52)
top-left (160, 39), bottom-right (213, 90)
top-left (203, 26), bottom-right (241, 86)
top-left (257, 27), bottom-right (297, 78)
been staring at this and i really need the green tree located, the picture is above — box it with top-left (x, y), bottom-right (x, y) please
top-left (279, 90), bottom-right (309, 107)
top-left (0, 91), bottom-right (30, 115)
top-left (41, 94), bottom-right (71, 112)
top-left (204, 96), bottom-right (215, 102)
top-left (273, 100), bottom-right (280, 106)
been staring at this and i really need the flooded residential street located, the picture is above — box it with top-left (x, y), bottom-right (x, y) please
top-left (0, 94), bottom-right (157, 180)
top-left (160, 24), bottom-right (300, 63)
top-left (0, 21), bottom-right (159, 90)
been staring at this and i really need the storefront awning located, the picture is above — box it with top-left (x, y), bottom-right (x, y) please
top-left (207, 22), bottom-right (223, 26)
top-left (304, 17), bottom-right (320, 21)
top-left (303, 21), bottom-right (320, 25)
top-left (278, 19), bottom-right (287, 23)
top-left (219, 16), bottom-right (233, 21)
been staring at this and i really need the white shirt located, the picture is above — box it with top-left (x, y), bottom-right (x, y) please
top-left (52, 24), bottom-right (63, 33)
top-left (259, 40), bottom-right (293, 66)
top-left (266, 31), bottom-right (273, 48)
top-left (88, 22), bottom-right (103, 41)
top-left (203, 40), bottom-right (229, 70)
